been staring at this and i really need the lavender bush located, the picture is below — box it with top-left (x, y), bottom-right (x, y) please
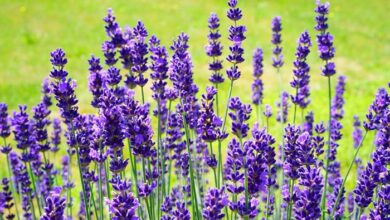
top-left (1, 0), bottom-right (389, 220)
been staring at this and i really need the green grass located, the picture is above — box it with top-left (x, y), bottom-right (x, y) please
top-left (0, 0), bottom-right (389, 192)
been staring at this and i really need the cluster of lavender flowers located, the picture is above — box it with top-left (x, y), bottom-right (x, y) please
top-left (1, 0), bottom-right (390, 220)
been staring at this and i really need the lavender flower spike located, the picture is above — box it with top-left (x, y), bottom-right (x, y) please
top-left (271, 16), bottom-right (283, 69)
top-left (252, 48), bottom-right (264, 106)
top-left (207, 13), bottom-right (224, 84)
top-left (202, 187), bottom-right (228, 220)
top-left (290, 31), bottom-right (311, 109)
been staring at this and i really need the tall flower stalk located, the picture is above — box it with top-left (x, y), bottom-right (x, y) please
top-left (314, 1), bottom-right (337, 216)
top-left (49, 49), bottom-right (91, 220)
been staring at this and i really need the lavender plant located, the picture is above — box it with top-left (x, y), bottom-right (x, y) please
top-left (1, 1), bottom-right (389, 220)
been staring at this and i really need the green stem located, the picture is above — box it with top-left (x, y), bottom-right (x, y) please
top-left (75, 148), bottom-right (91, 220)
top-left (321, 76), bottom-right (332, 219)
top-left (180, 99), bottom-right (200, 219)
top-left (330, 131), bottom-right (368, 218)
top-left (104, 160), bottom-right (111, 200)
top-left (209, 142), bottom-right (218, 187)
top-left (286, 179), bottom-right (295, 220)
top-left (3, 138), bottom-right (20, 220)
top-left (98, 162), bottom-right (104, 220)
top-left (216, 83), bottom-right (220, 117)
top-left (27, 160), bottom-right (42, 216)
top-left (141, 86), bottom-right (145, 104)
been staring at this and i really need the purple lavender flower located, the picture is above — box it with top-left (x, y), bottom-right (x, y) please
top-left (224, 138), bottom-right (244, 195)
top-left (206, 13), bottom-right (224, 84)
top-left (11, 105), bottom-right (35, 152)
top-left (369, 185), bottom-right (390, 219)
top-left (149, 36), bottom-right (169, 101)
top-left (40, 188), bottom-right (66, 220)
top-left (331, 75), bottom-right (346, 120)
top-left (290, 31), bottom-right (311, 109)
top-left (169, 33), bottom-right (197, 98)
top-left (88, 56), bottom-right (104, 108)
top-left (172, 202), bottom-right (190, 220)
top-left (252, 48), bottom-right (264, 105)
top-left (129, 21), bottom-right (149, 88)
top-left (283, 125), bottom-right (302, 180)
top-left (263, 104), bottom-right (272, 118)
top-left (197, 86), bottom-right (225, 142)
top-left (271, 16), bottom-right (283, 68)
top-left (0, 103), bottom-right (11, 139)
top-left (32, 102), bottom-right (51, 152)
top-left (313, 122), bottom-right (326, 158)
top-left (294, 166), bottom-right (323, 220)
top-left (107, 178), bottom-right (139, 220)
top-left (364, 88), bottom-right (389, 130)
top-left (315, 1), bottom-right (336, 77)
top-left (236, 196), bottom-right (260, 219)
top-left (202, 187), bottom-right (228, 220)
top-left (41, 78), bottom-right (52, 107)
top-left (326, 177), bottom-right (345, 219)
top-left (276, 91), bottom-right (289, 124)
top-left (49, 49), bottom-right (68, 79)
top-left (1, 178), bottom-right (15, 220)
top-left (228, 97), bottom-right (252, 139)
top-left (302, 111), bottom-right (314, 135)
top-left (50, 118), bottom-right (61, 153)
top-left (226, 0), bottom-right (246, 81)
top-left (352, 116), bottom-right (363, 148)
top-left (354, 162), bottom-right (378, 209)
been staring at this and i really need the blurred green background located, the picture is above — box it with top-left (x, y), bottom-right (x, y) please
top-left (0, 0), bottom-right (389, 188)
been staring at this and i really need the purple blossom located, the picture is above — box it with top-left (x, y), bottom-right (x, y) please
top-left (149, 35), bottom-right (169, 101)
top-left (224, 138), bottom-right (244, 195)
top-left (88, 56), bottom-right (104, 108)
top-left (50, 118), bottom-right (62, 153)
top-left (315, 1), bottom-right (336, 77)
top-left (276, 91), bottom-right (289, 124)
top-left (352, 116), bottom-right (363, 148)
top-left (271, 16), bottom-right (283, 68)
top-left (364, 88), bottom-right (389, 130)
top-left (226, 0), bottom-right (246, 81)
top-left (290, 31), bottom-right (311, 109)
top-left (294, 166), bottom-right (323, 220)
top-left (228, 97), bottom-right (252, 138)
top-left (40, 188), bottom-right (66, 220)
top-left (41, 78), bottom-right (52, 107)
top-left (32, 102), bottom-right (51, 152)
top-left (263, 104), bottom-right (272, 118)
top-left (331, 75), bottom-right (346, 120)
top-left (206, 13), bottom-right (224, 84)
top-left (0, 103), bottom-right (11, 139)
top-left (252, 48), bottom-right (264, 105)
top-left (202, 187), bottom-right (228, 220)
top-left (130, 21), bottom-right (149, 88)
top-left (197, 86), bottom-right (225, 142)
top-left (1, 178), bottom-right (15, 220)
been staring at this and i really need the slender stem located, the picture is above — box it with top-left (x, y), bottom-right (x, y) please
top-left (180, 99), bottom-right (200, 219)
top-left (217, 79), bottom-right (234, 189)
top-left (221, 79), bottom-right (234, 132)
top-left (209, 142), bottom-right (218, 187)
top-left (321, 76), bottom-right (332, 219)
top-left (98, 162), bottom-right (104, 220)
top-left (104, 160), bottom-right (111, 200)
top-left (330, 131), bottom-right (368, 218)
top-left (66, 149), bottom-right (73, 218)
top-left (156, 99), bottom-right (164, 219)
top-left (89, 182), bottom-right (98, 217)
top-left (239, 137), bottom-right (249, 220)
top-left (286, 179), bottom-right (295, 220)
top-left (75, 148), bottom-right (91, 220)
top-left (141, 86), bottom-right (145, 104)
top-left (216, 83), bottom-right (220, 117)
top-left (27, 160), bottom-right (42, 216)
top-left (3, 138), bottom-right (20, 220)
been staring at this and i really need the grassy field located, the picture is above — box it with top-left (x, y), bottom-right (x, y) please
top-left (0, 0), bottom-right (389, 189)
